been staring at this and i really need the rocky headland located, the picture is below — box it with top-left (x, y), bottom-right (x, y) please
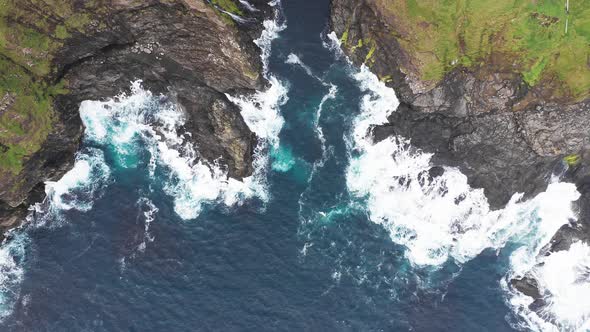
top-left (330, 0), bottom-right (590, 313)
top-left (0, 0), bottom-right (272, 238)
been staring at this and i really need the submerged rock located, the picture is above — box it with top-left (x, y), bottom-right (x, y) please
top-left (0, 0), bottom-right (272, 237)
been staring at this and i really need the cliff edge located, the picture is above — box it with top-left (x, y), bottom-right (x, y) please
top-left (330, 0), bottom-right (590, 314)
top-left (0, 0), bottom-right (271, 236)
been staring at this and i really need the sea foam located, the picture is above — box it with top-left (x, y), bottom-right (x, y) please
top-left (345, 53), bottom-right (584, 330)
top-left (226, 7), bottom-right (289, 178)
top-left (80, 81), bottom-right (273, 220)
top-left (507, 241), bottom-right (590, 332)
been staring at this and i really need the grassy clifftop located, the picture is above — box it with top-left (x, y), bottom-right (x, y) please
top-left (364, 0), bottom-right (590, 100)
top-left (0, 0), bottom-right (243, 176)
top-left (0, 0), bottom-right (94, 175)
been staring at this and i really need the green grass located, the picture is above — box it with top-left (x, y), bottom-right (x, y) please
top-left (365, 0), bottom-right (590, 100)
top-left (0, 0), bottom-right (87, 175)
top-left (0, 59), bottom-right (65, 174)
top-left (0, 0), bottom-right (238, 177)
top-left (564, 153), bottom-right (582, 166)
top-left (340, 29), bottom-right (349, 45)
top-left (211, 0), bottom-right (243, 15)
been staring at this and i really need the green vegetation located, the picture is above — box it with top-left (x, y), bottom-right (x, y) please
top-left (340, 28), bottom-right (350, 45)
top-left (208, 0), bottom-right (244, 25)
top-left (0, 61), bottom-right (69, 174)
top-left (364, 40), bottom-right (377, 63)
top-left (370, 0), bottom-right (590, 99)
top-left (350, 38), bottom-right (364, 52)
top-left (564, 153), bottom-right (582, 166)
top-left (212, 0), bottom-right (243, 15)
top-left (380, 75), bottom-right (394, 83)
top-left (0, 0), bottom-right (93, 175)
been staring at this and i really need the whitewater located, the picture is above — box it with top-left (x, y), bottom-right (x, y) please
top-left (0, 1), bottom-right (587, 331)
top-left (323, 32), bottom-right (589, 331)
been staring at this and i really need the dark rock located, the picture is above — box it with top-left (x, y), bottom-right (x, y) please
top-left (428, 166), bottom-right (445, 180)
top-left (330, 0), bottom-right (590, 311)
top-left (510, 277), bottom-right (542, 300)
top-left (0, 0), bottom-right (273, 238)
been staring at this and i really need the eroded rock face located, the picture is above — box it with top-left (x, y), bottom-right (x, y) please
top-left (330, 0), bottom-right (590, 308)
top-left (0, 0), bottom-right (271, 234)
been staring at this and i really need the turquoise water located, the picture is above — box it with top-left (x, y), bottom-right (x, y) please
top-left (0, 1), bottom-right (568, 331)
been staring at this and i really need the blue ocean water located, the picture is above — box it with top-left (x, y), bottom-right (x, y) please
top-left (0, 1), bottom-right (573, 331)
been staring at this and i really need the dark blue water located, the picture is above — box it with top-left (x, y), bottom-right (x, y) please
top-left (0, 1), bottom-right (519, 331)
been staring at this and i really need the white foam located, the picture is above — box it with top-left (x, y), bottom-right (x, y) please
top-left (75, 3), bottom-right (287, 219)
top-left (297, 84), bottom-right (338, 224)
top-left (346, 65), bottom-right (580, 267)
top-left (80, 81), bottom-right (273, 220)
top-left (286, 53), bottom-right (316, 78)
top-left (507, 241), bottom-right (590, 332)
top-left (323, 31), bottom-right (345, 59)
top-left (314, 84), bottom-right (337, 158)
top-left (255, 17), bottom-right (286, 75)
top-left (226, 2), bottom-right (289, 183)
top-left (503, 196), bottom-right (589, 332)
top-left (539, 242), bottom-right (590, 331)
top-left (136, 197), bottom-right (158, 252)
top-left (226, 76), bottom-right (287, 149)
top-left (326, 29), bottom-right (588, 329)
top-left (0, 232), bottom-right (26, 321)
top-left (44, 149), bottom-right (111, 213)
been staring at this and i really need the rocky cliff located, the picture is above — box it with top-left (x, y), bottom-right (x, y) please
top-left (0, 0), bottom-right (272, 236)
top-left (330, 0), bottom-right (590, 312)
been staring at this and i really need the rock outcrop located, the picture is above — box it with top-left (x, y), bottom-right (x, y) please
top-left (330, 0), bottom-right (590, 311)
top-left (0, 0), bottom-right (272, 236)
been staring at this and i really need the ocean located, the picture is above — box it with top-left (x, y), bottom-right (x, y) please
top-left (0, 1), bottom-right (586, 331)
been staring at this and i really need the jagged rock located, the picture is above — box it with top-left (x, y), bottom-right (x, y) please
top-left (0, 0), bottom-right (271, 237)
top-left (330, 0), bottom-right (590, 306)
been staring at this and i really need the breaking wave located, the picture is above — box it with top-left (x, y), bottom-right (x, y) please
top-left (343, 46), bottom-right (584, 330)
top-left (506, 241), bottom-right (590, 332)
top-left (44, 149), bottom-right (111, 215)
top-left (0, 232), bottom-right (27, 321)
top-left (346, 65), bottom-right (580, 266)
top-left (227, 6), bottom-right (289, 176)
top-left (80, 80), bottom-right (271, 220)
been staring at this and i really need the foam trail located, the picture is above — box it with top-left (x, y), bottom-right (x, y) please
top-left (314, 84), bottom-right (337, 160)
top-left (255, 13), bottom-right (286, 75)
top-left (297, 85), bottom-right (338, 223)
top-left (136, 197), bottom-right (158, 252)
top-left (286, 53), bottom-right (315, 78)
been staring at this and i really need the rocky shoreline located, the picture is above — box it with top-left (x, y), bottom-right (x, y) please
top-left (330, 0), bottom-right (590, 314)
top-left (0, 0), bottom-right (273, 238)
